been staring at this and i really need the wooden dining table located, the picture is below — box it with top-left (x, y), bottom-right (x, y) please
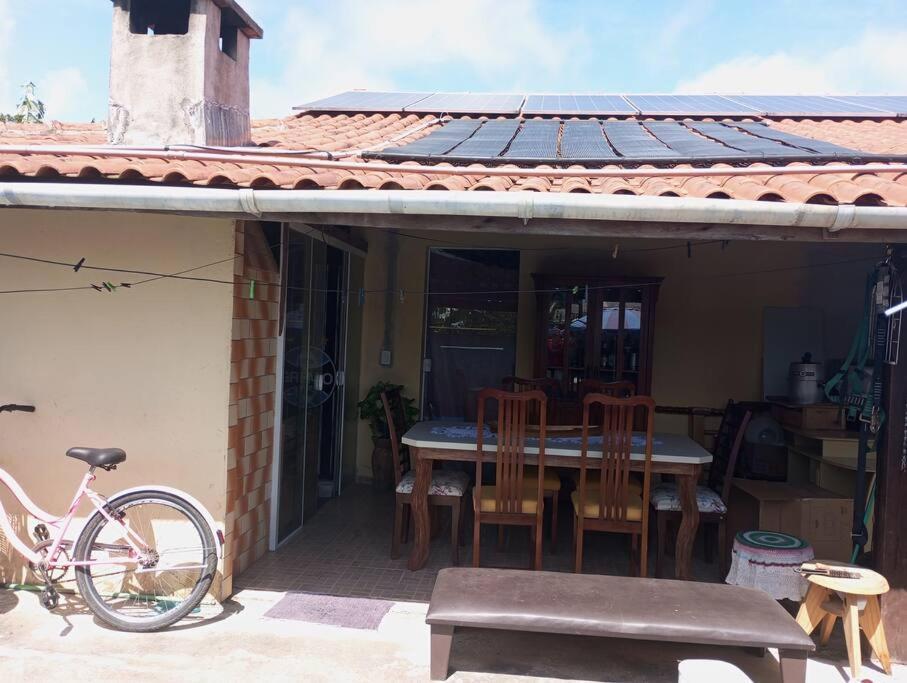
top-left (401, 420), bottom-right (713, 579)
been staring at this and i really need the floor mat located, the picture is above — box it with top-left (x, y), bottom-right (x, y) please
top-left (264, 592), bottom-right (394, 630)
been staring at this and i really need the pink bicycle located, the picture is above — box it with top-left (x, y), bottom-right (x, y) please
top-left (0, 403), bottom-right (223, 632)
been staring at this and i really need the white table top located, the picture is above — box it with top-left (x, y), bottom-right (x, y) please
top-left (402, 420), bottom-right (713, 465)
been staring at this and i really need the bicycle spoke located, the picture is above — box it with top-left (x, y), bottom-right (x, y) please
top-left (75, 493), bottom-right (216, 628)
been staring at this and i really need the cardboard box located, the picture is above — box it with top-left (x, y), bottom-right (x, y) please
top-left (727, 479), bottom-right (853, 562)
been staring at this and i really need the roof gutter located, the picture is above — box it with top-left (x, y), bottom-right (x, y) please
top-left (1, 183), bottom-right (906, 232)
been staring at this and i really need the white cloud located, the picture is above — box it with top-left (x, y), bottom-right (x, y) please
top-left (251, 0), bottom-right (583, 117)
top-left (0, 0), bottom-right (14, 113)
top-left (39, 67), bottom-right (89, 121)
top-left (676, 28), bottom-right (907, 93)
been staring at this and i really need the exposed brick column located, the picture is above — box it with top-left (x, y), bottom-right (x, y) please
top-left (223, 221), bottom-right (279, 596)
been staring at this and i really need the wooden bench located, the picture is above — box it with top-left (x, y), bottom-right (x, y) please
top-left (426, 568), bottom-right (815, 681)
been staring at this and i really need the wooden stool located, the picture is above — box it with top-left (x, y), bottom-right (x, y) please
top-left (795, 561), bottom-right (891, 680)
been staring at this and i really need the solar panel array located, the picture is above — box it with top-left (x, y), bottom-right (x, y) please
top-left (405, 93), bottom-right (524, 115)
top-left (370, 119), bottom-right (892, 165)
top-left (624, 95), bottom-right (758, 115)
top-left (298, 91), bottom-right (907, 117)
top-left (295, 91), bottom-right (431, 112)
top-left (560, 121), bottom-right (617, 159)
top-left (522, 95), bottom-right (636, 116)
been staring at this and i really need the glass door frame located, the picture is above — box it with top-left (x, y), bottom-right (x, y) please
top-left (268, 225), bottom-right (355, 551)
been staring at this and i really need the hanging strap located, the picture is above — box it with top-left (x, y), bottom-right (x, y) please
top-left (851, 266), bottom-right (890, 557)
top-left (825, 271), bottom-right (876, 420)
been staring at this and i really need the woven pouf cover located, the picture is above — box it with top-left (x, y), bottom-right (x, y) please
top-left (725, 530), bottom-right (815, 600)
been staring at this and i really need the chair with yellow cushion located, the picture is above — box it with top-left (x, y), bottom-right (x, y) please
top-left (573, 394), bottom-right (655, 576)
top-left (473, 388), bottom-right (547, 570)
top-left (501, 377), bottom-right (563, 552)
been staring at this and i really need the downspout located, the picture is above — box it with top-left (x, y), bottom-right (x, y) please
top-left (2, 184), bottom-right (907, 231)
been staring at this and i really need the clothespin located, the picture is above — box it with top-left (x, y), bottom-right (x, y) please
top-left (248, 279), bottom-right (256, 300)
top-left (687, 242), bottom-right (692, 258)
top-left (721, 240), bottom-right (729, 251)
top-left (102, 281), bottom-right (117, 292)
top-left (91, 284), bottom-right (104, 292)
top-left (120, 282), bottom-right (132, 289)
top-left (358, 288), bottom-right (365, 307)
top-left (73, 257), bottom-right (86, 272)
top-left (571, 285), bottom-right (579, 295)
top-left (399, 288), bottom-right (405, 303)
top-left (612, 244), bottom-right (620, 259)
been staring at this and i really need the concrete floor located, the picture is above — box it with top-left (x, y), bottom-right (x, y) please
top-left (0, 586), bottom-right (902, 682)
top-left (0, 485), bottom-right (902, 682)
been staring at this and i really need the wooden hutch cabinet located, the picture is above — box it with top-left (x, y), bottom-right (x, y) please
top-left (532, 274), bottom-right (662, 402)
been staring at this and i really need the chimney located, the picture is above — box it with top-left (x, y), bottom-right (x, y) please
top-left (107, 0), bottom-right (262, 147)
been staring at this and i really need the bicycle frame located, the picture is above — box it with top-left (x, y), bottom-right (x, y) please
top-left (0, 465), bottom-right (149, 569)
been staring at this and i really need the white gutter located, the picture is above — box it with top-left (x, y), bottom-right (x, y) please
top-left (1, 183), bottom-right (906, 232)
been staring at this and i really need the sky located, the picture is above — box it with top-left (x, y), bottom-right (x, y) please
top-left (2, 0), bottom-right (907, 122)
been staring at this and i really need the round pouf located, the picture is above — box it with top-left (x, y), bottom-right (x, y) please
top-left (725, 530), bottom-right (815, 601)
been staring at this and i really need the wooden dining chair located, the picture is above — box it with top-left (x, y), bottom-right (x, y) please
top-left (473, 388), bottom-right (547, 570)
top-left (651, 401), bottom-right (752, 577)
top-left (501, 376), bottom-right (562, 552)
top-left (573, 394), bottom-right (655, 576)
top-left (381, 389), bottom-right (470, 565)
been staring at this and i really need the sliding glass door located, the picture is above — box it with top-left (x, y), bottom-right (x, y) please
top-left (274, 228), bottom-right (350, 545)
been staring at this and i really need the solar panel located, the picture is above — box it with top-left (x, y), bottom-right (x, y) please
top-left (504, 120), bottom-right (560, 159)
top-left (404, 93), bottom-right (525, 114)
top-left (685, 122), bottom-right (808, 157)
top-left (295, 91), bottom-right (431, 112)
top-left (367, 116), bottom-right (887, 164)
top-left (734, 122), bottom-right (858, 156)
top-left (644, 121), bottom-right (744, 157)
top-left (380, 119), bottom-right (482, 157)
top-left (522, 94), bottom-right (637, 116)
top-left (601, 121), bottom-right (676, 158)
top-left (723, 95), bottom-right (889, 116)
top-left (625, 94), bottom-right (759, 115)
top-left (446, 119), bottom-right (521, 158)
top-left (560, 121), bottom-right (618, 159)
top-left (827, 95), bottom-right (907, 116)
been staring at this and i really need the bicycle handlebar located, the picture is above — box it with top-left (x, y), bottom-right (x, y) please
top-left (0, 404), bottom-right (35, 413)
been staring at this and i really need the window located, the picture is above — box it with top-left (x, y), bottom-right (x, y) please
top-left (129, 0), bottom-right (191, 35)
top-left (219, 9), bottom-right (239, 59)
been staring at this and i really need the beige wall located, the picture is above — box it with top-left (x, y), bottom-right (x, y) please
top-left (0, 209), bottom-right (235, 591)
top-left (352, 227), bottom-right (880, 476)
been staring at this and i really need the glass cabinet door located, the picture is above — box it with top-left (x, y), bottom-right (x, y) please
top-left (598, 286), bottom-right (643, 390)
top-left (543, 286), bottom-right (589, 397)
top-left (534, 274), bottom-right (659, 402)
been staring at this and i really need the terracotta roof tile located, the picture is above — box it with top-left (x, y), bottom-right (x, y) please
top-left (0, 114), bottom-right (905, 205)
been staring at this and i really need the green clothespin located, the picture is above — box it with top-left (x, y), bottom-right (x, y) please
top-left (248, 280), bottom-right (256, 300)
top-left (572, 285), bottom-right (579, 295)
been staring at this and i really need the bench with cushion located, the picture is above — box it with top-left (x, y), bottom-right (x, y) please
top-left (426, 568), bottom-right (815, 681)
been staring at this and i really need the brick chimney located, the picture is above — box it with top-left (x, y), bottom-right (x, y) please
top-left (107, 0), bottom-right (262, 147)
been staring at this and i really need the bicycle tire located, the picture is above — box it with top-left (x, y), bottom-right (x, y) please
top-left (74, 490), bottom-right (217, 632)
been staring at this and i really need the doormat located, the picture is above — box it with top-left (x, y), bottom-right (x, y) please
top-left (264, 592), bottom-right (393, 630)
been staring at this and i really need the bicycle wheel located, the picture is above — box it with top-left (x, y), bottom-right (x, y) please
top-left (74, 490), bottom-right (217, 632)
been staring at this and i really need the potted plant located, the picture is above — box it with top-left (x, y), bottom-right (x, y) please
top-left (358, 381), bottom-right (418, 489)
